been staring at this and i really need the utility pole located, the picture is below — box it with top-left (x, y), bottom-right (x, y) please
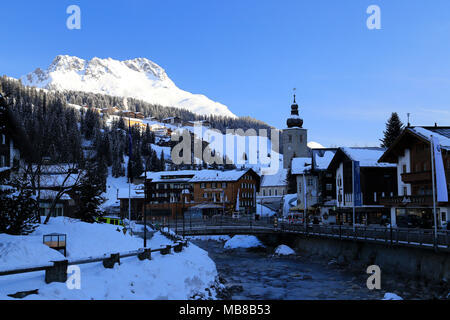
top-left (144, 160), bottom-right (148, 248)
top-left (352, 160), bottom-right (356, 232)
top-left (430, 136), bottom-right (438, 247)
top-left (128, 117), bottom-right (132, 235)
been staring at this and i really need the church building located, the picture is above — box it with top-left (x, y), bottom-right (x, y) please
top-left (282, 95), bottom-right (311, 169)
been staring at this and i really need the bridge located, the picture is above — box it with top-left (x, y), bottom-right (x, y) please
top-left (155, 216), bottom-right (450, 252)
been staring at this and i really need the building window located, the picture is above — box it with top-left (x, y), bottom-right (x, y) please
top-left (275, 189), bottom-right (278, 196)
top-left (326, 184), bottom-right (332, 191)
top-left (1, 134), bottom-right (5, 145)
top-left (403, 186), bottom-right (407, 196)
top-left (402, 164), bottom-right (407, 174)
top-left (288, 135), bottom-right (292, 143)
top-left (201, 183), bottom-right (205, 188)
top-left (263, 190), bottom-right (266, 196)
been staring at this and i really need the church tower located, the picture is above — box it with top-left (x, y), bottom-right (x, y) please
top-left (282, 94), bottom-right (310, 169)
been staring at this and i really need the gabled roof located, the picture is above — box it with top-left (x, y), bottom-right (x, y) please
top-left (312, 148), bottom-right (338, 170)
top-left (291, 157), bottom-right (312, 174)
top-left (378, 126), bottom-right (450, 163)
top-left (328, 147), bottom-right (395, 170)
top-left (260, 168), bottom-right (288, 187)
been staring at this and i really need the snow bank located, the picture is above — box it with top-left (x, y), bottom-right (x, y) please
top-left (0, 218), bottom-right (220, 300)
top-left (0, 234), bottom-right (62, 271)
top-left (224, 235), bottom-right (264, 249)
top-left (32, 217), bottom-right (143, 260)
top-left (274, 245), bottom-right (295, 256)
top-left (382, 293), bottom-right (403, 300)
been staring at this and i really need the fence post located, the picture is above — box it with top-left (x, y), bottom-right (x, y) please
top-left (103, 253), bottom-right (120, 269)
top-left (161, 245), bottom-right (171, 255)
top-left (45, 260), bottom-right (68, 284)
top-left (390, 226), bottom-right (393, 245)
top-left (174, 242), bottom-right (183, 253)
top-left (138, 249), bottom-right (152, 261)
top-left (446, 231), bottom-right (449, 249)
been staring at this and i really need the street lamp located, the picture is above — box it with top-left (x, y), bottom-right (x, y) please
top-left (144, 159), bottom-right (148, 248)
top-left (181, 188), bottom-right (190, 238)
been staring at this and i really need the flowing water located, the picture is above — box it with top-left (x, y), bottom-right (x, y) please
top-left (192, 239), bottom-right (445, 300)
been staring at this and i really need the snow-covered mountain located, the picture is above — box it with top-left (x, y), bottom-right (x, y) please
top-left (21, 55), bottom-right (236, 118)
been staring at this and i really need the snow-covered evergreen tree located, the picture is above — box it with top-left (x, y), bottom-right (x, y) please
top-left (0, 183), bottom-right (39, 235)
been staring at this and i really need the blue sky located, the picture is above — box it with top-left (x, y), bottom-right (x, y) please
top-left (1, 0), bottom-right (450, 147)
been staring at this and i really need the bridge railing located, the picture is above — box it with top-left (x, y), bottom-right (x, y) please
top-left (168, 216), bottom-right (449, 250)
top-left (277, 223), bottom-right (449, 249)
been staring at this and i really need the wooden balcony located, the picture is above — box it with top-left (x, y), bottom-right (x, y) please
top-left (401, 171), bottom-right (431, 183)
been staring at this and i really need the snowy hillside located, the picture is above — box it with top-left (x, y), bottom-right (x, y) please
top-left (0, 217), bottom-right (220, 300)
top-left (21, 55), bottom-right (236, 118)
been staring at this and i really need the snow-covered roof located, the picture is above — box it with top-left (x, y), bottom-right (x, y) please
top-left (143, 170), bottom-right (198, 183)
top-left (313, 149), bottom-right (337, 170)
top-left (409, 127), bottom-right (450, 150)
top-left (118, 186), bottom-right (145, 199)
top-left (261, 168), bottom-right (288, 187)
top-left (141, 169), bottom-right (258, 184)
top-left (39, 173), bottom-right (82, 188)
top-left (189, 169), bottom-right (255, 183)
top-left (39, 190), bottom-right (72, 201)
top-left (291, 157), bottom-right (312, 174)
top-left (341, 147), bottom-right (395, 168)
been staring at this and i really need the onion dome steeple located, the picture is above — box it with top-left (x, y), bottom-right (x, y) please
top-left (286, 93), bottom-right (303, 128)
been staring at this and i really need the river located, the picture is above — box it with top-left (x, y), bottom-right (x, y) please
top-left (192, 239), bottom-right (444, 300)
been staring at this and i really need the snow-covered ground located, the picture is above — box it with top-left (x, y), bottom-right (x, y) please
top-left (382, 293), bottom-right (403, 300)
top-left (224, 235), bottom-right (265, 249)
top-left (274, 245), bottom-right (295, 256)
top-left (0, 217), bottom-right (220, 300)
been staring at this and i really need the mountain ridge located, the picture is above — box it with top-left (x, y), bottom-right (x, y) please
top-left (21, 55), bottom-right (237, 118)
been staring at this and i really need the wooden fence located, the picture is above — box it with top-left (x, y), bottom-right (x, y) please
top-left (0, 240), bottom-right (188, 286)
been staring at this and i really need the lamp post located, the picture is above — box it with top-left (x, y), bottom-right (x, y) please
top-left (144, 157), bottom-right (149, 248)
top-left (182, 188), bottom-right (190, 238)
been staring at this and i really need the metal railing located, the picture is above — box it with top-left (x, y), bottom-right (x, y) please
top-left (165, 216), bottom-right (450, 251)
